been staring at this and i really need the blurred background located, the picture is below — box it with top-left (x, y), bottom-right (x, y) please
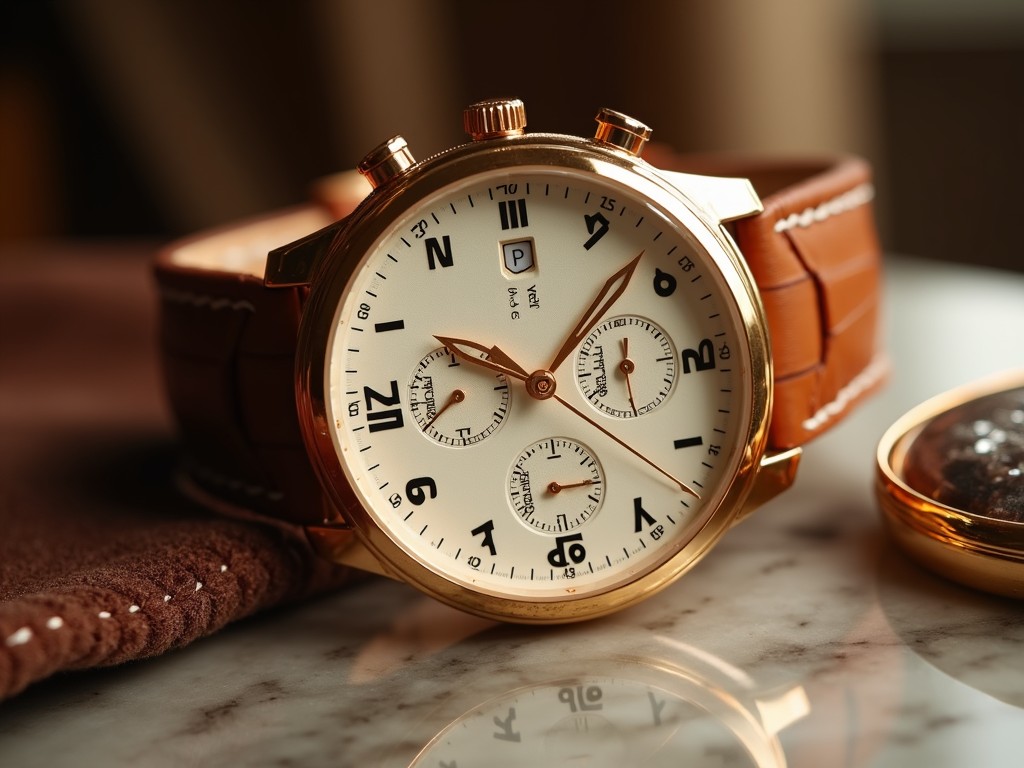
top-left (0, 0), bottom-right (1021, 271)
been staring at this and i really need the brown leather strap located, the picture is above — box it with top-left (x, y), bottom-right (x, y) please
top-left (156, 206), bottom-right (339, 526)
top-left (154, 158), bottom-right (884, 523)
top-left (719, 155), bottom-right (885, 448)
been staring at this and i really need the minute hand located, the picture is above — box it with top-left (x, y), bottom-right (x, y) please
top-left (546, 251), bottom-right (643, 373)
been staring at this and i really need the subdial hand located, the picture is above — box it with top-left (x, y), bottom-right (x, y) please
top-left (547, 479), bottom-right (597, 494)
top-left (619, 337), bottom-right (638, 416)
top-left (547, 252), bottom-right (643, 374)
top-left (424, 388), bottom-right (466, 430)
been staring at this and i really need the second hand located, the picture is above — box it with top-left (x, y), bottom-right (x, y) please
top-left (552, 393), bottom-right (699, 498)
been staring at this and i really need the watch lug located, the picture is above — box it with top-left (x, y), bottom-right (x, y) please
top-left (658, 170), bottom-right (764, 223)
top-left (304, 523), bottom-right (398, 580)
top-left (733, 446), bottom-right (803, 525)
top-left (264, 218), bottom-right (348, 287)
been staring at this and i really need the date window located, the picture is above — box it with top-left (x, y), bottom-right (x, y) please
top-left (501, 238), bottom-right (536, 276)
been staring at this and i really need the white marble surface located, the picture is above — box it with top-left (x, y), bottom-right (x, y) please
top-left (2, 256), bottom-right (1024, 767)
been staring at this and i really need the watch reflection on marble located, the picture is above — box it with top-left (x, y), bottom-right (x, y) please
top-left (398, 638), bottom-right (809, 767)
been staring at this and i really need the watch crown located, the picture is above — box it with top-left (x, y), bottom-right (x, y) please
top-left (594, 108), bottom-right (652, 157)
top-left (463, 98), bottom-right (527, 141)
top-left (358, 135), bottom-right (415, 189)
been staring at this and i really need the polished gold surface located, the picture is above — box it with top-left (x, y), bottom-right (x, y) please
top-left (876, 370), bottom-right (1024, 598)
top-left (733, 447), bottom-right (802, 525)
top-left (463, 98), bottom-right (527, 140)
top-left (264, 218), bottom-right (347, 287)
top-left (593, 107), bottom-right (653, 157)
top-left (357, 135), bottom-right (415, 189)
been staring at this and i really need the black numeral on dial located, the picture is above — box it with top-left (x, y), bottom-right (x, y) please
top-left (406, 477), bottom-right (437, 505)
top-left (633, 497), bottom-right (657, 533)
top-left (653, 267), bottom-right (677, 297)
top-left (472, 519), bottom-right (498, 556)
top-left (583, 211), bottom-right (609, 251)
top-left (426, 235), bottom-right (454, 270)
top-left (498, 199), bottom-right (529, 230)
top-left (547, 534), bottom-right (586, 567)
top-left (681, 339), bottom-right (716, 373)
top-left (364, 380), bottom-right (404, 432)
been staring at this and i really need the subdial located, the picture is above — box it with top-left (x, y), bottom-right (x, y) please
top-left (409, 346), bottom-right (511, 446)
top-left (508, 437), bottom-right (605, 533)
top-left (576, 315), bottom-right (677, 419)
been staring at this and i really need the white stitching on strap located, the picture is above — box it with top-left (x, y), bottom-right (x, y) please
top-left (774, 183), bottom-right (875, 233)
top-left (160, 287), bottom-right (256, 313)
top-left (801, 356), bottom-right (887, 433)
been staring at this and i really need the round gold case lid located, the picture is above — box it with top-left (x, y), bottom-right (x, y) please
top-left (876, 370), bottom-right (1024, 598)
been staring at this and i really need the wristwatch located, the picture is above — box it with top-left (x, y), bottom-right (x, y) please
top-left (155, 98), bottom-right (885, 624)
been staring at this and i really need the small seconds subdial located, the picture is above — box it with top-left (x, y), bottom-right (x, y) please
top-left (576, 315), bottom-right (677, 419)
top-left (409, 346), bottom-right (511, 446)
top-left (508, 437), bottom-right (605, 533)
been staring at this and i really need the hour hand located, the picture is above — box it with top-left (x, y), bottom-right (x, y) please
top-left (434, 335), bottom-right (529, 381)
top-left (547, 251), bottom-right (643, 374)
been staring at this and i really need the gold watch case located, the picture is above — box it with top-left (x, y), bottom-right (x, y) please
top-left (876, 370), bottom-right (1024, 598)
top-left (282, 126), bottom-right (797, 623)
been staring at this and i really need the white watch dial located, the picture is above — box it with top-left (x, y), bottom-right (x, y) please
top-left (325, 166), bottom-right (752, 604)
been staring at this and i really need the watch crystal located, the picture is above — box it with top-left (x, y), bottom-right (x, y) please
top-left (322, 161), bottom-right (756, 612)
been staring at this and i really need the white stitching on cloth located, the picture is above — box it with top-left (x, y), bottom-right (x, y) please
top-left (4, 627), bottom-right (32, 647)
top-left (3, 564), bottom-right (230, 649)
top-left (774, 183), bottom-right (875, 233)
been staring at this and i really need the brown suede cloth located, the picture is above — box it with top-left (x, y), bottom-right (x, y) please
top-left (0, 244), bottom-right (351, 701)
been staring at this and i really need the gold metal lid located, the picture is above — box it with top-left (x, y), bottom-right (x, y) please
top-left (876, 370), bottom-right (1024, 598)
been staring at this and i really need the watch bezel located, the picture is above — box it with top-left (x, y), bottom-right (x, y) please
top-left (294, 134), bottom-right (772, 623)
